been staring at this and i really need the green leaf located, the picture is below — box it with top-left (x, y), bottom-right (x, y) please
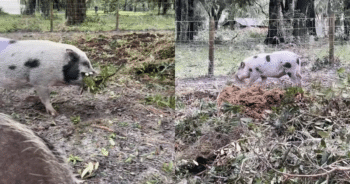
top-left (320, 138), bottom-right (326, 148)
top-left (125, 157), bottom-right (133, 163)
top-left (317, 131), bottom-right (329, 138)
top-left (337, 67), bottom-right (345, 74)
top-left (109, 138), bottom-right (116, 146)
top-left (101, 148), bottom-right (109, 156)
top-left (241, 118), bottom-right (253, 123)
top-left (81, 162), bottom-right (94, 178)
top-left (94, 162), bottom-right (99, 170)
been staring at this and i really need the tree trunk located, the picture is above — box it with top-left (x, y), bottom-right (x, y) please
top-left (124, 0), bottom-right (127, 11)
top-left (179, 0), bottom-right (188, 41)
top-left (345, 0), bottom-right (350, 40)
top-left (23, 0), bottom-right (36, 15)
top-left (175, 0), bottom-right (181, 41)
top-left (187, 0), bottom-right (194, 40)
top-left (307, 0), bottom-right (316, 35)
top-left (210, 5), bottom-right (224, 30)
top-left (158, 0), bottom-right (161, 15)
top-left (293, 0), bottom-right (316, 37)
top-left (208, 17), bottom-right (215, 77)
top-left (264, 0), bottom-right (285, 44)
top-left (162, 0), bottom-right (170, 15)
top-left (133, 0), bottom-right (136, 12)
top-left (40, 0), bottom-right (50, 17)
top-left (283, 0), bottom-right (294, 21)
top-left (66, 0), bottom-right (86, 25)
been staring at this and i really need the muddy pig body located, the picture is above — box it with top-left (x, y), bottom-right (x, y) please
top-left (0, 38), bottom-right (96, 116)
top-left (0, 113), bottom-right (78, 184)
top-left (235, 51), bottom-right (301, 86)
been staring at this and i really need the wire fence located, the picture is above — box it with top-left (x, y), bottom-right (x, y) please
top-left (0, 1), bottom-right (174, 32)
top-left (175, 13), bottom-right (350, 82)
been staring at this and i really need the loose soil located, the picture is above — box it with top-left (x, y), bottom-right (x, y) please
top-left (217, 85), bottom-right (285, 119)
top-left (0, 31), bottom-right (174, 184)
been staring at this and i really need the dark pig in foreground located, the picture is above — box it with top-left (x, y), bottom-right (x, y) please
top-left (0, 37), bottom-right (96, 116)
top-left (0, 113), bottom-right (78, 184)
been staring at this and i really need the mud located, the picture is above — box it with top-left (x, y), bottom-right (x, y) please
top-left (217, 85), bottom-right (285, 119)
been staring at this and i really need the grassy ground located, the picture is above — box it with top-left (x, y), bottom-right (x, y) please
top-left (175, 28), bottom-right (350, 79)
top-left (0, 10), bottom-right (174, 32)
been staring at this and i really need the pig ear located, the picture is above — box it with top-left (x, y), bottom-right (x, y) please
top-left (240, 62), bottom-right (245, 68)
top-left (66, 49), bottom-right (79, 62)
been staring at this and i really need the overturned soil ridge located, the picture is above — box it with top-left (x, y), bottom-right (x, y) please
top-left (217, 85), bottom-right (285, 119)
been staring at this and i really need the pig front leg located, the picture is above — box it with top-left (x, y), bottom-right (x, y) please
top-left (287, 72), bottom-right (302, 87)
top-left (35, 86), bottom-right (58, 116)
top-left (261, 76), bottom-right (267, 87)
top-left (247, 72), bottom-right (260, 87)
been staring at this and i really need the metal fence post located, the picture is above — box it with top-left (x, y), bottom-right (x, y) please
top-left (208, 16), bottom-right (215, 77)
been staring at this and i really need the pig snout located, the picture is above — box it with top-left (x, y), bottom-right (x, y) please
top-left (234, 74), bottom-right (242, 82)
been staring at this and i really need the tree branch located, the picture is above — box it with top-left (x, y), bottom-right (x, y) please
top-left (254, 1), bottom-right (268, 16)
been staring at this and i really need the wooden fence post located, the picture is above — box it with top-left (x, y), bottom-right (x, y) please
top-left (208, 16), bottom-right (215, 77)
top-left (50, 0), bottom-right (53, 32)
top-left (329, 12), bottom-right (335, 63)
top-left (116, 0), bottom-right (120, 31)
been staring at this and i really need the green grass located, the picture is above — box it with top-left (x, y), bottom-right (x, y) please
top-left (0, 10), bottom-right (174, 33)
top-left (176, 28), bottom-right (350, 79)
top-left (175, 44), bottom-right (260, 78)
top-left (313, 44), bottom-right (350, 64)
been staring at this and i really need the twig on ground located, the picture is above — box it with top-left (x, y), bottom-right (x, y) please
top-left (91, 124), bottom-right (115, 132)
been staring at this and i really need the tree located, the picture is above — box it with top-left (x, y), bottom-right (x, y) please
top-left (344, 0), bottom-right (350, 39)
top-left (66, 0), bottom-right (86, 25)
top-left (197, 0), bottom-right (253, 29)
top-left (147, 0), bottom-right (171, 15)
top-left (176, 0), bottom-right (203, 41)
top-left (23, 0), bottom-right (36, 15)
top-left (176, 0), bottom-right (188, 41)
top-left (264, 0), bottom-right (285, 44)
top-left (292, 0), bottom-right (317, 39)
top-left (40, 0), bottom-right (50, 17)
top-left (159, 0), bottom-right (171, 15)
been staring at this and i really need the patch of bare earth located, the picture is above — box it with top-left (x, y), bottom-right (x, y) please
top-left (0, 31), bottom-right (174, 184)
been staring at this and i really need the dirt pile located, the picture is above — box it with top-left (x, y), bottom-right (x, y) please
top-left (217, 85), bottom-right (285, 119)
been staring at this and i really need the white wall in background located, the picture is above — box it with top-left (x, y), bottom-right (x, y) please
top-left (0, 0), bottom-right (22, 15)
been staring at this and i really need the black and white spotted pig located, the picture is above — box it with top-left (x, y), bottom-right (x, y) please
top-left (235, 51), bottom-right (302, 86)
top-left (0, 37), bottom-right (96, 116)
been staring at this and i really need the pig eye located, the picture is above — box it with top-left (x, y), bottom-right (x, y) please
top-left (82, 61), bottom-right (90, 68)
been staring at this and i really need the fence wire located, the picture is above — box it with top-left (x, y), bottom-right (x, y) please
top-left (0, 1), bottom-right (174, 32)
top-left (175, 14), bottom-right (350, 82)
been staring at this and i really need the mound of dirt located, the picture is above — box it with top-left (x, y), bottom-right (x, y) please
top-left (217, 85), bottom-right (285, 119)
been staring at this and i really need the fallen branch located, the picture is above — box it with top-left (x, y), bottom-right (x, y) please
top-left (91, 124), bottom-right (115, 132)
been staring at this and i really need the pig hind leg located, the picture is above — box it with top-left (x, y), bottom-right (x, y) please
top-left (35, 86), bottom-right (58, 116)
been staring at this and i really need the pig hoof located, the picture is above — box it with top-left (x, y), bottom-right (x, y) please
top-left (48, 110), bottom-right (58, 116)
